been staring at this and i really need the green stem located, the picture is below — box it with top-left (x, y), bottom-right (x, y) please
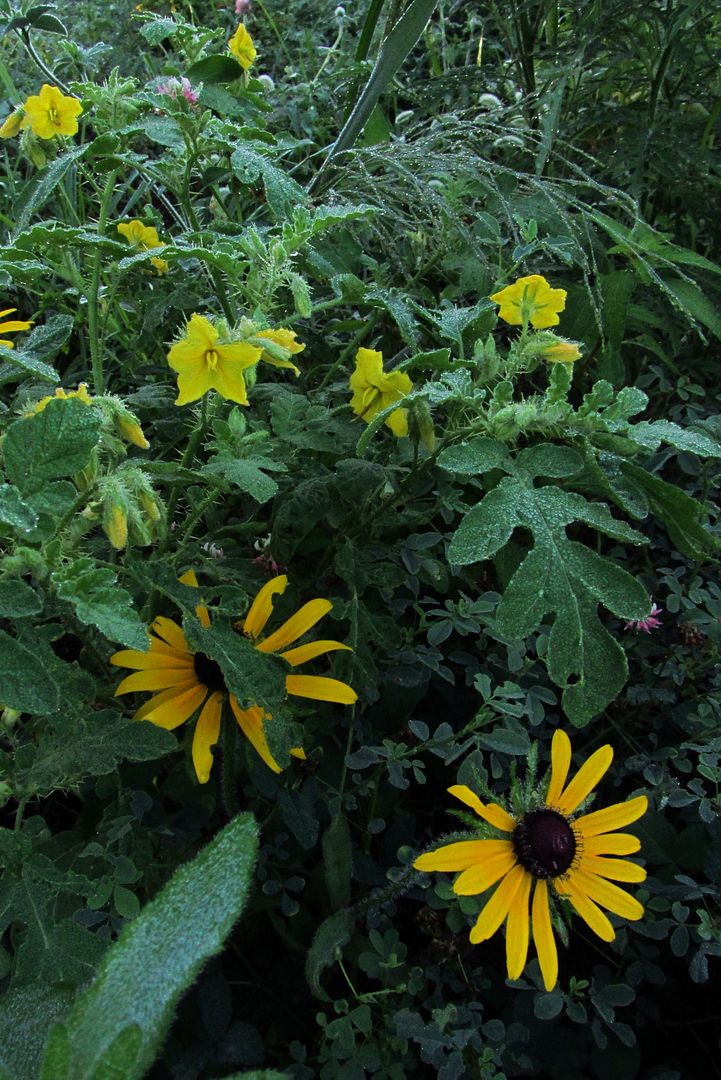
top-left (316, 311), bottom-right (382, 391)
top-left (178, 485), bottom-right (222, 546)
top-left (220, 713), bottom-right (239, 819)
top-left (88, 169), bottom-right (118, 394)
top-left (18, 30), bottom-right (71, 94)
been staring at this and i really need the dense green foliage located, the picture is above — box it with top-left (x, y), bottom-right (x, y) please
top-left (0, 0), bottom-right (719, 1077)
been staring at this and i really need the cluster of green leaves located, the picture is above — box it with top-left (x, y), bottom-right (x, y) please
top-left (0, 0), bottom-right (719, 1078)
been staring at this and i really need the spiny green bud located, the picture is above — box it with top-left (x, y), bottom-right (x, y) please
top-left (115, 408), bottom-right (150, 449)
top-left (288, 272), bottom-right (312, 318)
top-left (407, 398), bottom-right (436, 453)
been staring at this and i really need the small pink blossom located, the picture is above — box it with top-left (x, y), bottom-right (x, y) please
top-left (235, 0), bottom-right (251, 13)
top-left (157, 77), bottom-right (199, 105)
top-left (625, 603), bottom-right (663, 634)
top-left (253, 552), bottom-right (285, 576)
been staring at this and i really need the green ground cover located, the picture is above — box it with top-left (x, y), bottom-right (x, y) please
top-left (0, 1), bottom-right (719, 1076)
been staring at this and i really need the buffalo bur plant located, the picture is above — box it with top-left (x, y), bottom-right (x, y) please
top-left (0, 0), bottom-right (719, 1077)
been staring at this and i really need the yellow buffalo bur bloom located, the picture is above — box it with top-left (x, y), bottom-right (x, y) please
top-left (349, 348), bottom-right (413, 437)
top-left (540, 340), bottom-right (582, 364)
top-left (32, 383), bottom-right (93, 413)
top-left (229, 23), bottom-right (257, 69)
top-left (167, 314), bottom-right (262, 406)
top-left (111, 571), bottom-right (357, 784)
top-left (21, 84), bottom-right (83, 140)
top-left (0, 110), bottom-right (25, 139)
top-left (414, 730), bottom-right (647, 991)
top-left (491, 274), bottom-right (567, 329)
top-left (117, 220), bottom-right (168, 276)
top-left (0, 308), bottom-right (33, 349)
top-left (254, 328), bottom-right (305, 376)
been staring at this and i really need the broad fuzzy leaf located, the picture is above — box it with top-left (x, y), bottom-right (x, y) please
top-left (4, 398), bottom-right (100, 494)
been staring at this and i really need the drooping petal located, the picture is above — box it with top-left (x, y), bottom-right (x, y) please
top-left (134, 681), bottom-right (208, 728)
top-left (453, 847), bottom-right (518, 896)
top-left (178, 569), bottom-right (211, 628)
top-left (583, 833), bottom-right (641, 856)
top-left (555, 877), bottom-right (615, 941)
top-left (574, 796), bottom-right (648, 838)
top-left (115, 667), bottom-right (196, 696)
top-left (257, 599), bottom-right (333, 653)
top-left (571, 870), bottom-right (644, 921)
top-left (285, 674), bottom-right (357, 704)
top-left (175, 360), bottom-right (215, 406)
top-left (243, 575), bottom-right (288, 638)
top-left (556, 744), bottom-right (614, 814)
top-left (110, 648), bottom-right (193, 671)
top-left (581, 855), bottom-right (646, 884)
top-left (505, 867), bottom-right (532, 980)
top-left (447, 785), bottom-right (516, 832)
top-left (545, 729), bottom-right (572, 806)
top-left (385, 406), bottom-right (409, 438)
top-left (229, 696), bottom-right (282, 773)
top-left (414, 839), bottom-right (511, 873)
top-left (151, 617), bottom-right (191, 654)
top-left (279, 640), bottom-right (352, 667)
top-left (531, 880), bottom-right (558, 991)
top-left (469, 863), bottom-right (526, 943)
top-left (191, 690), bottom-right (223, 783)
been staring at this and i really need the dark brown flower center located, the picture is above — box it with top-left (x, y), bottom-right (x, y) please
top-left (513, 809), bottom-right (576, 879)
top-left (194, 652), bottom-right (226, 693)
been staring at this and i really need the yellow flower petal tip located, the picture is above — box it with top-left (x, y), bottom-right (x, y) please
top-left (490, 274), bottom-right (567, 329)
top-left (417, 731), bottom-right (647, 990)
top-left (349, 347), bottom-right (413, 436)
top-left (21, 84), bottom-right (82, 140)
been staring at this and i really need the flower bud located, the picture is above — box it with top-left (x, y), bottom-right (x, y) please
top-left (115, 410), bottom-right (150, 449)
top-left (103, 501), bottom-right (128, 550)
top-left (0, 110), bottom-right (24, 138)
top-left (407, 398), bottom-right (436, 453)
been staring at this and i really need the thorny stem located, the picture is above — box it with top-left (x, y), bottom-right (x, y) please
top-left (88, 170), bottom-right (118, 394)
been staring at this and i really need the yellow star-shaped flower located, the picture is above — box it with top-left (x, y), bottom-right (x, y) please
top-left (349, 347), bottom-right (413, 437)
top-left (167, 314), bottom-right (262, 406)
top-left (229, 23), bottom-right (257, 70)
top-left (21, 84), bottom-right (83, 140)
top-left (490, 274), bottom-right (567, 329)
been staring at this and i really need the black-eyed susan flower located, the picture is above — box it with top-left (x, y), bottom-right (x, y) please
top-left (349, 347), bottom-right (413, 437)
top-left (19, 84), bottom-right (82, 140)
top-left (490, 274), bottom-right (567, 330)
top-left (414, 730), bottom-right (648, 991)
top-left (167, 314), bottom-right (262, 407)
top-left (229, 23), bottom-right (257, 69)
top-left (110, 572), bottom-right (356, 783)
top-left (0, 308), bottom-right (33, 348)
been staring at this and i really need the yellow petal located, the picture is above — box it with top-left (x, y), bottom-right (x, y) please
top-left (151, 616), bottom-right (191, 654)
top-left (385, 407), bottom-right (409, 438)
top-left (469, 863), bottom-right (525, 944)
top-left (290, 746), bottom-right (306, 760)
top-left (110, 648), bottom-right (193, 671)
top-left (556, 744), bottom-right (614, 814)
top-left (454, 847), bottom-right (518, 896)
top-left (243, 574), bottom-right (289, 638)
top-left (279, 640), bottom-right (352, 667)
top-left (583, 833), bottom-right (641, 856)
top-left (531, 880), bottom-right (558, 992)
top-left (505, 867), bottom-right (532, 980)
top-left (178, 569), bottom-right (211, 628)
top-left (192, 690), bottom-right (223, 784)
top-left (555, 877), bottom-right (615, 941)
top-left (574, 796), bottom-right (648, 838)
top-left (447, 785), bottom-right (516, 832)
top-left (545, 729), bottom-right (572, 806)
top-left (115, 667), bottom-right (194, 695)
top-left (571, 870), bottom-right (644, 921)
top-left (414, 839), bottom-right (511, 873)
top-left (175, 360), bottom-right (215, 406)
top-left (285, 674), bottom-right (357, 704)
top-left (257, 598), bottom-right (333, 654)
top-left (179, 570), bottom-right (199, 587)
top-left (581, 855), bottom-right (646, 884)
top-left (229, 696), bottom-right (282, 773)
top-left (134, 681), bottom-right (207, 729)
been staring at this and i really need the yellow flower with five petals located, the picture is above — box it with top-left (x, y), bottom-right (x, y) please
top-left (19, 84), bottom-right (83, 140)
top-left (490, 274), bottom-right (567, 329)
top-left (349, 347), bottom-right (413, 437)
top-left (117, 220), bottom-right (169, 276)
top-left (167, 314), bottom-right (262, 406)
top-left (110, 571), bottom-right (357, 783)
top-left (414, 730), bottom-right (647, 991)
